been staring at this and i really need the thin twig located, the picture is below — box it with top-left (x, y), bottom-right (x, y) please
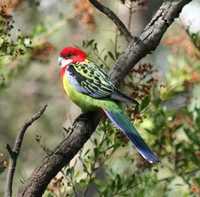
top-left (114, 28), bottom-right (119, 59)
top-left (89, 0), bottom-right (133, 42)
top-left (4, 105), bottom-right (47, 197)
top-left (127, 1), bottom-right (133, 31)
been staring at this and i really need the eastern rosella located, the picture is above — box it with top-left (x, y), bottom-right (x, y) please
top-left (58, 47), bottom-right (159, 164)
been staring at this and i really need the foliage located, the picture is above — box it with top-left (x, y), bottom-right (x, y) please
top-left (0, 13), bottom-right (32, 89)
top-left (0, 153), bottom-right (8, 174)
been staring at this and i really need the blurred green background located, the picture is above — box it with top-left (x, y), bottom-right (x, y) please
top-left (1, 0), bottom-right (200, 196)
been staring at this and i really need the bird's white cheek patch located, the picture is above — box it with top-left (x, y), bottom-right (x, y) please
top-left (61, 59), bottom-right (73, 68)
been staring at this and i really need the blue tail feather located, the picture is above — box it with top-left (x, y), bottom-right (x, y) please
top-left (104, 109), bottom-right (159, 164)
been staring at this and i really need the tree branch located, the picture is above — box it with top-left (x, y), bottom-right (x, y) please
top-left (17, 1), bottom-right (191, 196)
top-left (89, 0), bottom-right (133, 42)
top-left (17, 112), bottom-right (101, 197)
top-left (110, 0), bottom-right (192, 83)
top-left (4, 105), bottom-right (47, 197)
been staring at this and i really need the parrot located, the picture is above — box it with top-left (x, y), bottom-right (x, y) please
top-left (58, 46), bottom-right (159, 164)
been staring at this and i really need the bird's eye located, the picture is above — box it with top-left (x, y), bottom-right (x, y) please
top-left (66, 53), bottom-right (73, 58)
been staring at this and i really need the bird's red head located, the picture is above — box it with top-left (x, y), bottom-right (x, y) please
top-left (60, 47), bottom-right (87, 63)
top-left (58, 47), bottom-right (87, 76)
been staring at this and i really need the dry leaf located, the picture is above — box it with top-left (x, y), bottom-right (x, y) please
top-left (74, 0), bottom-right (96, 31)
top-left (0, 0), bottom-right (22, 16)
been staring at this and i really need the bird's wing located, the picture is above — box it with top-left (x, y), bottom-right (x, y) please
top-left (66, 60), bottom-right (115, 98)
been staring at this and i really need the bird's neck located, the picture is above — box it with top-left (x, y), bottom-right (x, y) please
top-left (60, 65), bottom-right (67, 77)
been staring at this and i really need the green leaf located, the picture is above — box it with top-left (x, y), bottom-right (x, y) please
top-left (184, 128), bottom-right (200, 146)
top-left (108, 51), bottom-right (115, 61)
top-left (140, 95), bottom-right (151, 111)
top-left (86, 39), bottom-right (95, 47)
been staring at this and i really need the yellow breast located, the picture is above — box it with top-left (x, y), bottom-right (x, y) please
top-left (62, 76), bottom-right (97, 111)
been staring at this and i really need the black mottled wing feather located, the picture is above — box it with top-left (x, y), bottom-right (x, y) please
top-left (67, 61), bottom-right (115, 98)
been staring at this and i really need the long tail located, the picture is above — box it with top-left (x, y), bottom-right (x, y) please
top-left (104, 109), bottom-right (159, 164)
